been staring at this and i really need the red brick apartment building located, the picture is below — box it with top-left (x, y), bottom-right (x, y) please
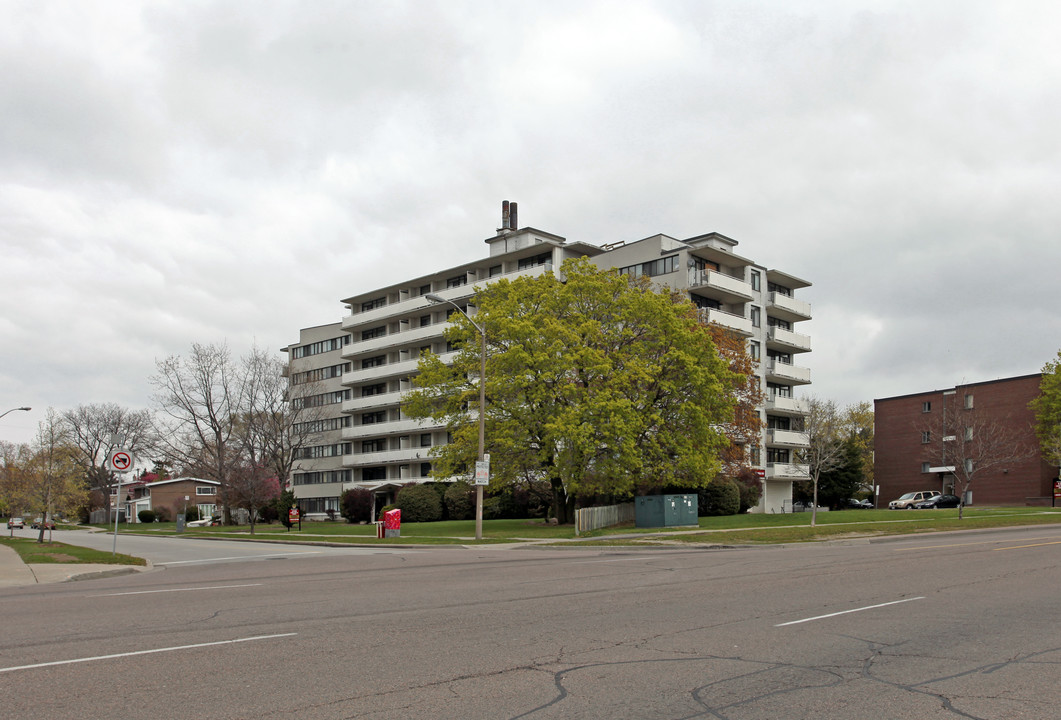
top-left (874, 374), bottom-right (1056, 507)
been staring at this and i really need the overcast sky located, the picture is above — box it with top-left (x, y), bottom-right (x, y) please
top-left (2, 0), bottom-right (1059, 444)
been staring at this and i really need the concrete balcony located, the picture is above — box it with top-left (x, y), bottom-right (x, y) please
top-left (346, 447), bottom-right (434, 466)
top-left (765, 395), bottom-right (810, 417)
top-left (343, 390), bottom-right (404, 414)
top-left (767, 326), bottom-right (811, 353)
top-left (765, 358), bottom-right (811, 385)
top-left (341, 358), bottom-right (418, 384)
top-left (766, 429), bottom-right (810, 448)
top-left (700, 308), bottom-right (753, 336)
top-left (344, 323), bottom-right (441, 357)
top-left (766, 462), bottom-right (810, 480)
top-left (766, 292), bottom-right (812, 322)
top-left (688, 269), bottom-right (754, 303)
top-left (341, 264), bottom-right (552, 332)
top-left (342, 417), bottom-right (438, 440)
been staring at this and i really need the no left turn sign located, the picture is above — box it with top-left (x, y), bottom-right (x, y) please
top-left (110, 450), bottom-right (134, 473)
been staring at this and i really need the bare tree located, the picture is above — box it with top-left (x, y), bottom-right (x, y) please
top-left (239, 346), bottom-right (324, 490)
top-left (801, 397), bottom-right (848, 527)
top-left (227, 464), bottom-right (280, 534)
top-left (6, 410), bottom-right (87, 543)
top-left (60, 403), bottom-right (156, 523)
top-left (151, 342), bottom-right (248, 524)
top-left (921, 390), bottom-right (1036, 519)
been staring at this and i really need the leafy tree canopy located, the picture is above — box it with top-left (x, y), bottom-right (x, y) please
top-left (1031, 350), bottom-right (1061, 469)
top-left (403, 257), bottom-right (739, 521)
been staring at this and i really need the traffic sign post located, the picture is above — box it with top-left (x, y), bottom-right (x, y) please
top-left (108, 449), bottom-right (134, 555)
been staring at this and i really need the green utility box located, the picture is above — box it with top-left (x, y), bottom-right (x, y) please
top-left (634, 494), bottom-right (698, 528)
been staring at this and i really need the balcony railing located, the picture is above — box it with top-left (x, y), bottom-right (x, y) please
top-left (699, 308), bottom-right (753, 336)
top-left (765, 462), bottom-right (810, 480)
top-left (765, 358), bottom-right (811, 384)
top-left (341, 264), bottom-right (552, 331)
top-left (342, 390), bottom-right (404, 414)
top-left (767, 326), bottom-right (811, 352)
top-left (765, 395), bottom-right (810, 416)
top-left (346, 323), bottom-right (440, 356)
top-left (766, 292), bottom-right (812, 321)
top-left (345, 447), bottom-right (434, 466)
top-left (688, 269), bottom-right (754, 301)
top-left (766, 429), bottom-right (810, 448)
top-left (342, 417), bottom-right (437, 440)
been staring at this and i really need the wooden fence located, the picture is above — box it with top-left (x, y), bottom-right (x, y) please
top-left (575, 502), bottom-right (635, 536)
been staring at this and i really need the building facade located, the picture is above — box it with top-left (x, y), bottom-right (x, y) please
top-left (123, 477), bottom-right (221, 522)
top-left (874, 374), bottom-right (1055, 507)
top-left (286, 206), bottom-right (812, 516)
top-left (589, 232), bottom-right (813, 512)
top-left (283, 323), bottom-right (352, 515)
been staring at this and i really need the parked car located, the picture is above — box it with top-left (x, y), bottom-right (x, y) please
top-left (31, 519), bottom-right (56, 530)
top-left (6, 517), bottom-right (25, 529)
top-left (791, 502), bottom-right (828, 512)
top-left (846, 498), bottom-right (874, 509)
top-left (888, 491), bottom-right (941, 509)
top-left (914, 494), bottom-right (962, 509)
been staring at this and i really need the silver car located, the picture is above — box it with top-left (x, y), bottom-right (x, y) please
top-left (889, 491), bottom-right (941, 509)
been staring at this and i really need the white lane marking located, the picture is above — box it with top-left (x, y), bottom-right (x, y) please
top-left (91, 584), bottom-right (263, 597)
top-left (0, 633), bottom-right (297, 674)
top-left (775, 597), bottom-right (926, 627)
top-left (158, 551), bottom-right (323, 565)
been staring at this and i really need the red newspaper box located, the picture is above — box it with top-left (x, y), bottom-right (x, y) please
top-left (383, 509), bottom-right (401, 537)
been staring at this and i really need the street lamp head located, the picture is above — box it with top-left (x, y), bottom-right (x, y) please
top-left (424, 293), bottom-right (445, 304)
top-left (19, 407), bottom-right (31, 411)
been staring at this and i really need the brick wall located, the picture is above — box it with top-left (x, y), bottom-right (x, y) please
top-left (874, 375), bottom-right (1055, 507)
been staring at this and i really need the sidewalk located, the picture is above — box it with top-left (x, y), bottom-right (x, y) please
top-left (0, 544), bottom-right (149, 587)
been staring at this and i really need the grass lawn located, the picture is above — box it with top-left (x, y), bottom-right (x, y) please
top-left (574, 507), bottom-right (1061, 545)
top-left (101, 507), bottom-right (1061, 546)
top-left (0, 536), bottom-right (146, 566)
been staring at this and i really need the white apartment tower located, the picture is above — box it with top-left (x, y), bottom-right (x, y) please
top-left (586, 232), bottom-right (812, 513)
top-left (285, 205), bottom-right (811, 516)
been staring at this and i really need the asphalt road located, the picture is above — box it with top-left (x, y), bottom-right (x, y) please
top-left (2, 526), bottom-right (1059, 719)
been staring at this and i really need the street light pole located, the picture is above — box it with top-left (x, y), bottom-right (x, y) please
top-left (425, 293), bottom-right (486, 541)
top-left (0, 406), bottom-right (31, 420)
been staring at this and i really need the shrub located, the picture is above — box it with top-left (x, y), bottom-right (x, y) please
top-left (698, 479), bottom-right (740, 516)
top-left (395, 484), bottom-right (443, 523)
top-left (137, 510), bottom-right (156, 524)
top-left (258, 504), bottom-right (279, 523)
top-left (444, 481), bottom-right (475, 520)
top-left (276, 490), bottom-right (297, 529)
top-left (341, 488), bottom-right (374, 524)
top-left (733, 467), bottom-right (763, 513)
top-left (154, 507), bottom-right (171, 523)
top-left (185, 508), bottom-right (200, 521)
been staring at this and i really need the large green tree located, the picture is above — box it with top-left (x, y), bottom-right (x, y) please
top-left (1030, 350), bottom-right (1061, 472)
top-left (404, 257), bottom-right (739, 523)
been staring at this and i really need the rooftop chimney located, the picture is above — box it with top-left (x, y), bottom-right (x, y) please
top-left (501, 200), bottom-right (510, 231)
top-left (510, 202), bottom-right (518, 230)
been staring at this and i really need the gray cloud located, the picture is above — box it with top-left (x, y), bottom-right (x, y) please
top-left (2, 0), bottom-right (1059, 443)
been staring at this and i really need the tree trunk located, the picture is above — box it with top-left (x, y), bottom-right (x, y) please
top-left (550, 478), bottom-right (575, 524)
